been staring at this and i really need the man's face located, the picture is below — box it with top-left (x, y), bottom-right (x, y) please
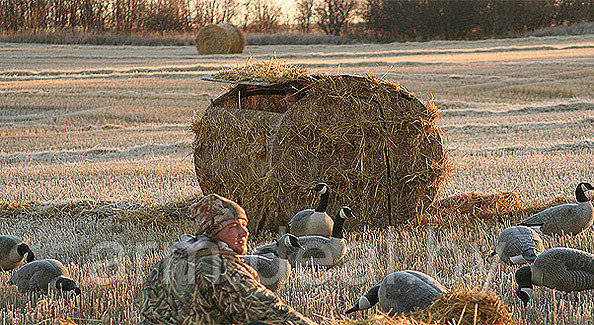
top-left (213, 219), bottom-right (249, 254)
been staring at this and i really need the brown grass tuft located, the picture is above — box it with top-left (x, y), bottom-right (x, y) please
top-left (410, 288), bottom-right (514, 325)
top-left (333, 314), bottom-right (421, 325)
top-left (437, 191), bottom-right (522, 219)
top-left (333, 288), bottom-right (513, 325)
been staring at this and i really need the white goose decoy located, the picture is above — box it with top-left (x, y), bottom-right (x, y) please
top-left (288, 206), bottom-right (354, 267)
top-left (8, 259), bottom-right (81, 295)
top-left (242, 234), bottom-right (303, 292)
top-left (515, 247), bottom-right (594, 306)
top-left (0, 235), bottom-right (35, 271)
top-left (288, 183), bottom-right (334, 237)
top-left (519, 182), bottom-right (594, 235)
top-left (346, 270), bottom-right (446, 315)
top-left (490, 226), bottom-right (545, 265)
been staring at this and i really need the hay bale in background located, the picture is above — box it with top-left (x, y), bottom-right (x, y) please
top-left (192, 61), bottom-right (450, 232)
top-left (219, 23), bottom-right (246, 53)
top-left (195, 24), bottom-right (231, 54)
top-left (195, 23), bottom-right (245, 55)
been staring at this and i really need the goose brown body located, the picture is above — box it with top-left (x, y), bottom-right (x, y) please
top-left (243, 234), bottom-right (302, 291)
top-left (9, 259), bottom-right (79, 294)
top-left (520, 182), bottom-right (594, 235)
top-left (493, 226), bottom-right (544, 265)
top-left (531, 248), bottom-right (594, 292)
top-left (346, 270), bottom-right (446, 315)
top-left (289, 207), bottom-right (354, 267)
top-left (0, 235), bottom-right (34, 271)
top-left (289, 183), bottom-right (333, 237)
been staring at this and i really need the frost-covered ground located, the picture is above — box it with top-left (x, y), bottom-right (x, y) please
top-left (0, 35), bottom-right (593, 324)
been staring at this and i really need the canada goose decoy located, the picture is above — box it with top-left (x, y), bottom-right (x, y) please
top-left (515, 247), bottom-right (594, 306)
top-left (289, 183), bottom-right (334, 237)
top-left (519, 182), bottom-right (594, 235)
top-left (8, 259), bottom-right (81, 296)
top-left (243, 234), bottom-right (303, 292)
top-left (346, 270), bottom-right (446, 315)
top-left (0, 235), bottom-right (35, 271)
top-left (490, 226), bottom-right (545, 265)
top-left (289, 206), bottom-right (354, 267)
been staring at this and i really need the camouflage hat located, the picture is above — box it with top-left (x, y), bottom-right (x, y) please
top-left (190, 194), bottom-right (248, 237)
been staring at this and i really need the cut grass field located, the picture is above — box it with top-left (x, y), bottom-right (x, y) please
top-left (1, 35), bottom-right (593, 324)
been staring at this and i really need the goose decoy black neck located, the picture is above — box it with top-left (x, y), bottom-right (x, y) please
top-left (310, 183), bottom-right (329, 212)
top-left (332, 207), bottom-right (354, 239)
top-left (345, 284), bottom-right (380, 314)
top-left (17, 243), bottom-right (35, 263)
top-left (515, 265), bottom-right (533, 306)
top-left (576, 182), bottom-right (594, 202)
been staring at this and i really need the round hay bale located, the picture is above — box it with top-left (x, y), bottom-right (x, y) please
top-left (192, 73), bottom-right (451, 231)
top-left (195, 24), bottom-right (231, 55)
top-left (268, 75), bottom-right (449, 227)
top-left (219, 23), bottom-right (246, 54)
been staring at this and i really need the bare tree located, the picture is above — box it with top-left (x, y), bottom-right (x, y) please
top-left (315, 0), bottom-right (358, 35)
top-left (245, 0), bottom-right (281, 33)
top-left (296, 0), bottom-right (315, 33)
top-left (194, 0), bottom-right (238, 27)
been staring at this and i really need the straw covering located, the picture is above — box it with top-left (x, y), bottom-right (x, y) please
top-left (192, 60), bottom-right (450, 231)
top-left (410, 288), bottom-right (513, 325)
top-left (213, 58), bottom-right (310, 83)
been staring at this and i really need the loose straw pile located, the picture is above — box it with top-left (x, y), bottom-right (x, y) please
top-left (212, 57), bottom-right (310, 83)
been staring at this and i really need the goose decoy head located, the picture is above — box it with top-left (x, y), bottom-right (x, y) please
top-left (339, 207), bottom-right (356, 220)
top-left (345, 285), bottom-right (380, 314)
top-left (283, 234), bottom-right (302, 250)
top-left (277, 234), bottom-right (304, 259)
top-left (515, 265), bottom-right (533, 307)
top-left (17, 243), bottom-right (35, 263)
top-left (56, 277), bottom-right (81, 296)
top-left (576, 182), bottom-right (594, 202)
top-left (580, 182), bottom-right (594, 191)
top-left (309, 183), bottom-right (328, 194)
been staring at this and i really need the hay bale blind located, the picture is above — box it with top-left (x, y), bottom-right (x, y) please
top-left (192, 74), bottom-right (450, 232)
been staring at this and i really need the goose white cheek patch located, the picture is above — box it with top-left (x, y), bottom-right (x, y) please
top-left (319, 186), bottom-right (327, 195)
top-left (358, 296), bottom-right (372, 309)
top-left (520, 288), bottom-right (533, 297)
top-left (510, 255), bottom-right (528, 264)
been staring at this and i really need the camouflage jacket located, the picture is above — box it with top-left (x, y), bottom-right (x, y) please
top-left (136, 236), bottom-right (317, 325)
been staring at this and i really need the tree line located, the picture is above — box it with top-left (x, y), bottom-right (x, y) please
top-left (0, 0), bottom-right (592, 41)
top-left (362, 0), bottom-right (593, 41)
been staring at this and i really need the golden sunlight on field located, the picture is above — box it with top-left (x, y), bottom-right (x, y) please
top-left (0, 34), bottom-right (593, 324)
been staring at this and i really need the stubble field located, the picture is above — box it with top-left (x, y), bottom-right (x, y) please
top-left (0, 34), bottom-right (593, 324)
